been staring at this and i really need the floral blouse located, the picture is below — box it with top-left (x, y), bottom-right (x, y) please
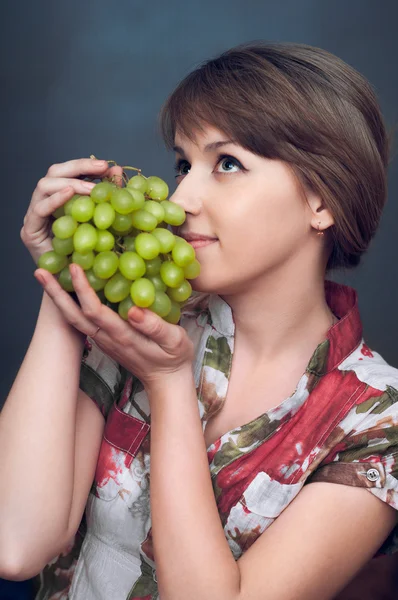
top-left (33, 279), bottom-right (398, 600)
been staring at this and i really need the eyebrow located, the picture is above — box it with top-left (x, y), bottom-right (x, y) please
top-left (172, 140), bottom-right (235, 155)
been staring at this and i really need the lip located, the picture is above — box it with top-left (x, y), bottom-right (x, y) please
top-left (188, 239), bottom-right (217, 249)
top-left (179, 232), bottom-right (218, 242)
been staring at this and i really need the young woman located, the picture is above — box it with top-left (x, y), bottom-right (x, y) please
top-left (1, 42), bottom-right (397, 600)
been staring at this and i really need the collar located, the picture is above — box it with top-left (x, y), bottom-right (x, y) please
top-left (207, 279), bottom-right (363, 376)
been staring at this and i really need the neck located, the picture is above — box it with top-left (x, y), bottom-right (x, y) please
top-left (220, 262), bottom-right (337, 366)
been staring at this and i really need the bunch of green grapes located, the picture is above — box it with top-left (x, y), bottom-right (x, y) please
top-left (37, 167), bottom-right (200, 324)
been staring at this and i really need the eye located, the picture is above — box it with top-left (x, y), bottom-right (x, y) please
top-left (174, 159), bottom-right (190, 178)
top-left (216, 155), bottom-right (242, 174)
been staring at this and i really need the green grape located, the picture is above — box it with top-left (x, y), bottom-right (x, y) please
top-left (172, 240), bottom-right (195, 267)
top-left (130, 278), bottom-right (156, 307)
top-left (167, 279), bottom-right (192, 303)
top-left (36, 164), bottom-right (197, 321)
top-left (147, 274), bottom-right (167, 293)
top-left (159, 261), bottom-right (184, 288)
top-left (118, 295), bottom-right (136, 320)
top-left (91, 181), bottom-right (114, 203)
top-left (38, 251), bottom-right (68, 274)
top-left (148, 291), bottom-right (172, 317)
top-left (110, 188), bottom-right (136, 215)
top-left (131, 210), bottom-right (157, 232)
top-left (151, 228), bottom-right (175, 253)
top-left (104, 273), bottom-right (131, 303)
top-left (71, 196), bottom-right (95, 223)
top-left (127, 174), bottom-right (148, 194)
top-left (183, 258), bottom-right (201, 279)
top-left (64, 195), bottom-right (80, 216)
top-left (94, 203), bottom-right (116, 230)
top-left (143, 201), bottom-right (165, 223)
top-left (52, 236), bottom-right (74, 256)
top-left (126, 189), bottom-right (146, 211)
top-left (173, 235), bottom-right (188, 245)
top-left (163, 300), bottom-right (181, 324)
top-left (71, 250), bottom-right (95, 271)
top-left (73, 223), bottom-right (98, 253)
top-left (58, 266), bottom-right (75, 291)
top-left (93, 251), bottom-right (119, 279)
top-left (52, 205), bottom-right (65, 219)
top-left (108, 226), bottom-right (122, 237)
top-left (86, 268), bottom-right (107, 291)
top-left (95, 229), bottom-right (115, 252)
top-left (145, 256), bottom-right (162, 277)
top-left (52, 215), bottom-right (78, 240)
top-left (119, 251), bottom-right (146, 280)
top-left (134, 232), bottom-right (161, 260)
top-left (112, 212), bottom-right (133, 233)
top-left (146, 176), bottom-right (169, 201)
top-left (161, 201), bottom-right (186, 226)
top-left (122, 236), bottom-right (136, 252)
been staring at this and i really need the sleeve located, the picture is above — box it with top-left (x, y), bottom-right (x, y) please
top-left (79, 335), bottom-right (124, 419)
top-left (306, 387), bottom-right (398, 556)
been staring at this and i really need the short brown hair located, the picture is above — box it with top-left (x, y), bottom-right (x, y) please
top-left (159, 41), bottom-right (393, 272)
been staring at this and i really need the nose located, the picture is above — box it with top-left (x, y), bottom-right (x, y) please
top-left (168, 174), bottom-right (202, 216)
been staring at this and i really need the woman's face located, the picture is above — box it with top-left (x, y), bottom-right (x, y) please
top-left (169, 125), bottom-right (318, 295)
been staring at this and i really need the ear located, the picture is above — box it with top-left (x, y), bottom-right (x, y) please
top-left (306, 192), bottom-right (335, 232)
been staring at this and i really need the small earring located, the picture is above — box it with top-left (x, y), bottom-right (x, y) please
top-left (316, 222), bottom-right (324, 236)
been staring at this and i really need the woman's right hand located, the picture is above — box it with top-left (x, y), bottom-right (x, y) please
top-left (21, 157), bottom-right (123, 265)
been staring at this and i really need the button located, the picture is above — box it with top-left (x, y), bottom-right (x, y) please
top-left (366, 468), bottom-right (380, 482)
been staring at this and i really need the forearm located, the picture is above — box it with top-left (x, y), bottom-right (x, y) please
top-left (148, 369), bottom-right (241, 600)
top-left (0, 291), bottom-right (85, 566)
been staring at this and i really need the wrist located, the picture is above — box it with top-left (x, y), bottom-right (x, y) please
top-left (145, 365), bottom-right (195, 396)
top-left (38, 292), bottom-right (86, 343)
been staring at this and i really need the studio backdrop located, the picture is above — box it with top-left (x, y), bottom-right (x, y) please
top-left (1, 0), bottom-right (397, 405)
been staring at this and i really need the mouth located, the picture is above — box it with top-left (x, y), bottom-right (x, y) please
top-left (187, 239), bottom-right (218, 249)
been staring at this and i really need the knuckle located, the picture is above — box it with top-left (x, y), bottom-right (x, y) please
top-left (32, 203), bottom-right (43, 218)
top-left (147, 319), bottom-right (163, 338)
top-left (46, 163), bottom-right (59, 177)
top-left (174, 330), bottom-right (188, 352)
top-left (36, 177), bottom-right (48, 193)
top-left (20, 226), bottom-right (26, 241)
top-left (81, 306), bottom-right (97, 321)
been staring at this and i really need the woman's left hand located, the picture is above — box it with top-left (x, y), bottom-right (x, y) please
top-left (34, 263), bottom-right (195, 388)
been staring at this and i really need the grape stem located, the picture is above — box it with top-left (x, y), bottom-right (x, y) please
top-left (90, 154), bottom-right (117, 168)
top-left (122, 166), bottom-right (144, 176)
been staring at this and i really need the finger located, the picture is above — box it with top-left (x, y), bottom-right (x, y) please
top-left (33, 176), bottom-right (96, 199)
top-left (127, 305), bottom-right (184, 353)
top-left (24, 183), bottom-right (94, 237)
top-left (45, 157), bottom-right (109, 179)
top-left (68, 263), bottom-right (105, 320)
top-left (34, 268), bottom-right (99, 336)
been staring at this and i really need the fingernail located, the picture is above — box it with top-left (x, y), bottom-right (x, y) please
top-left (129, 308), bottom-right (144, 322)
top-left (35, 272), bottom-right (46, 285)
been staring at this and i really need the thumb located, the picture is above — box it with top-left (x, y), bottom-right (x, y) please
top-left (127, 306), bottom-right (183, 353)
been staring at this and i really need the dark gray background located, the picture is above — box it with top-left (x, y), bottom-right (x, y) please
top-left (1, 0), bottom-right (397, 406)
